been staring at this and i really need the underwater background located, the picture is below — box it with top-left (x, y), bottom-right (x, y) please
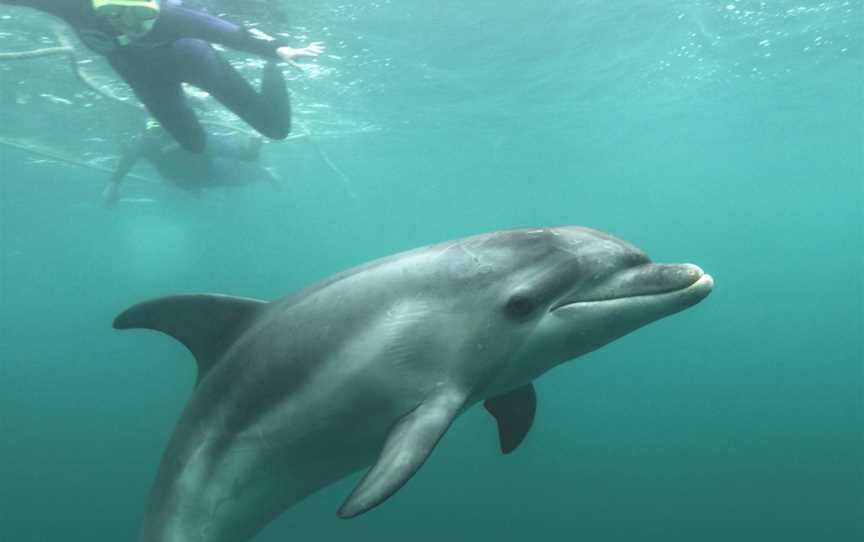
top-left (1, 1), bottom-right (861, 540)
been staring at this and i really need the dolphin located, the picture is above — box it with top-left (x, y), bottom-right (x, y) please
top-left (114, 226), bottom-right (713, 542)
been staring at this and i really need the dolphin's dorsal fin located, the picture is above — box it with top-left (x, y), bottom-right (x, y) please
top-left (337, 390), bottom-right (467, 518)
top-left (113, 294), bottom-right (266, 385)
top-left (484, 383), bottom-right (537, 454)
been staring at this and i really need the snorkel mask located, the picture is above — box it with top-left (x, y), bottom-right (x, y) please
top-left (93, 0), bottom-right (160, 42)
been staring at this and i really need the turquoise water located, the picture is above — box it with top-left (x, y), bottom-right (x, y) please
top-left (1, 1), bottom-right (862, 540)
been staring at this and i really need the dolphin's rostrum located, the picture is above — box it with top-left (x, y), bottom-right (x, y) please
top-left (114, 226), bottom-right (714, 542)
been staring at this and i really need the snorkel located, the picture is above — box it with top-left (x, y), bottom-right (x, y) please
top-left (92, 0), bottom-right (161, 44)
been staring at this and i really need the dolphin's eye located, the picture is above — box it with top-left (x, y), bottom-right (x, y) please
top-left (504, 292), bottom-right (538, 319)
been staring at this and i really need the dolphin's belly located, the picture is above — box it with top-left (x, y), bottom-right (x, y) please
top-left (156, 378), bottom-right (418, 542)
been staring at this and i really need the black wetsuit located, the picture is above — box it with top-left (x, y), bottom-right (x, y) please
top-left (1, 0), bottom-right (291, 153)
top-left (112, 127), bottom-right (277, 190)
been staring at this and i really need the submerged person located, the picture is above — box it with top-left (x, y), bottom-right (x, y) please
top-left (102, 119), bottom-right (281, 206)
top-left (0, 0), bottom-right (324, 152)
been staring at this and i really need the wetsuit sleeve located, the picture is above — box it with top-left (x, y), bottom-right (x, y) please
top-left (159, 5), bottom-right (288, 59)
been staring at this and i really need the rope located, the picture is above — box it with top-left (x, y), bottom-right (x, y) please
top-left (0, 46), bottom-right (73, 60)
top-left (0, 136), bottom-right (156, 183)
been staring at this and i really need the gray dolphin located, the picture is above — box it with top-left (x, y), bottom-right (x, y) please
top-left (114, 226), bottom-right (713, 542)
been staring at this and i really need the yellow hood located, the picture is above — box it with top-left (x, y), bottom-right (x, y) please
top-left (92, 0), bottom-right (160, 11)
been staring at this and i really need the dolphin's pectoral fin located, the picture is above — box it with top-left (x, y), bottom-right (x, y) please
top-left (113, 294), bottom-right (266, 385)
top-left (484, 383), bottom-right (537, 454)
top-left (337, 391), bottom-right (466, 519)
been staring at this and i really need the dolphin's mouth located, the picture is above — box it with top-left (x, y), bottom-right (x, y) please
top-left (550, 266), bottom-right (713, 312)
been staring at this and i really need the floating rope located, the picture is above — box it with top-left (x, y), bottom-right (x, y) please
top-left (0, 136), bottom-right (156, 183)
top-left (0, 46), bottom-right (73, 60)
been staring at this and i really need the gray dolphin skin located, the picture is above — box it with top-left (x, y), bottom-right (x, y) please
top-left (114, 226), bottom-right (713, 542)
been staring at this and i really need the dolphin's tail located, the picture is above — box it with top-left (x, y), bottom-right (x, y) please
top-left (114, 293), bottom-right (267, 385)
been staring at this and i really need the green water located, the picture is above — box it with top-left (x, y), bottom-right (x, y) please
top-left (1, 1), bottom-right (862, 540)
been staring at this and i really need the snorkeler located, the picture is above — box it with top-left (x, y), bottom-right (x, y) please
top-left (102, 119), bottom-right (281, 205)
top-left (0, 0), bottom-right (324, 153)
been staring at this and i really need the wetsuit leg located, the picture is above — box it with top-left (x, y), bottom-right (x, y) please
top-left (108, 55), bottom-right (206, 153)
top-left (173, 39), bottom-right (291, 140)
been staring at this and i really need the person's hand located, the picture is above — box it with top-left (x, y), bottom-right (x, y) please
top-left (264, 168), bottom-right (286, 191)
top-left (102, 182), bottom-right (120, 207)
top-left (276, 42), bottom-right (325, 70)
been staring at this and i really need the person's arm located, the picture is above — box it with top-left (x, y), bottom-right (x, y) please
top-left (156, 5), bottom-right (324, 67)
top-left (158, 5), bottom-right (284, 58)
top-left (262, 166), bottom-right (283, 190)
top-left (103, 135), bottom-right (146, 206)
